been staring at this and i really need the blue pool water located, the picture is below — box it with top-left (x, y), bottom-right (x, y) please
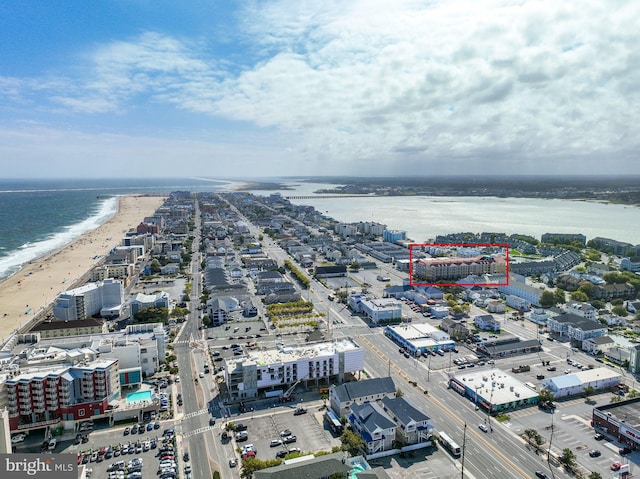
top-left (351, 463), bottom-right (366, 478)
top-left (126, 390), bottom-right (152, 404)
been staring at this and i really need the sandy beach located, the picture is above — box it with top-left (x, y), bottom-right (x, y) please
top-left (0, 195), bottom-right (166, 342)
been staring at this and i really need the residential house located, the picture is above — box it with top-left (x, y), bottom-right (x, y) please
top-left (440, 318), bottom-right (470, 340)
top-left (474, 314), bottom-right (501, 332)
top-left (547, 313), bottom-right (607, 342)
top-left (348, 402), bottom-right (396, 456)
top-left (330, 377), bottom-right (396, 417)
top-left (582, 336), bottom-right (615, 355)
top-left (379, 396), bottom-right (434, 446)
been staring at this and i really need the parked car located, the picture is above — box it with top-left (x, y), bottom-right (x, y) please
top-left (547, 366), bottom-right (556, 371)
top-left (594, 432), bottom-right (604, 440)
top-left (611, 462), bottom-right (622, 471)
top-left (279, 429), bottom-right (292, 437)
top-left (270, 439), bottom-right (282, 447)
top-left (228, 458), bottom-right (237, 468)
top-left (283, 435), bottom-right (297, 444)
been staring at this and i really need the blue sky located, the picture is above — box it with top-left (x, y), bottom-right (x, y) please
top-left (1, 1), bottom-right (639, 178)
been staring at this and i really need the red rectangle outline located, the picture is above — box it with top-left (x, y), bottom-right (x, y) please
top-left (409, 243), bottom-right (510, 287)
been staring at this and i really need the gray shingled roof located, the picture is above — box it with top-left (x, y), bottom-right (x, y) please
top-left (380, 396), bottom-right (430, 425)
top-left (333, 377), bottom-right (396, 403)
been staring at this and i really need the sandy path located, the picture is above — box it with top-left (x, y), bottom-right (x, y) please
top-left (0, 195), bottom-right (166, 342)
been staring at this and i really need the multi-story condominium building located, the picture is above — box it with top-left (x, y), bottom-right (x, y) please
top-left (383, 229), bottom-right (407, 243)
top-left (591, 237), bottom-right (638, 256)
top-left (53, 279), bottom-right (124, 321)
top-left (224, 339), bottom-right (364, 401)
top-left (414, 256), bottom-right (506, 282)
top-left (90, 263), bottom-right (135, 281)
top-left (4, 359), bottom-right (120, 431)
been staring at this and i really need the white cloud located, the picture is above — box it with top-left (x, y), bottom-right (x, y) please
top-left (3, 0), bottom-right (640, 175)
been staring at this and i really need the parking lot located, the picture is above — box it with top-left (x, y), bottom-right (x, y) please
top-left (72, 428), bottom-right (187, 479)
top-left (227, 407), bottom-right (341, 462)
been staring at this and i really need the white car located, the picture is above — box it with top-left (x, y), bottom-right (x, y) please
top-left (478, 423), bottom-right (488, 433)
top-left (11, 434), bottom-right (26, 444)
top-left (199, 372), bottom-right (205, 378)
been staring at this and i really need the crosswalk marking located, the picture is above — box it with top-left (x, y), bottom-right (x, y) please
top-left (182, 425), bottom-right (216, 438)
top-left (183, 408), bottom-right (209, 419)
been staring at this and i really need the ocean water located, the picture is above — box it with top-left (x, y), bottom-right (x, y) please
top-left (0, 178), bottom-right (228, 280)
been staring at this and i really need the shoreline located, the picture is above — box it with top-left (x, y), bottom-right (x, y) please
top-left (0, 194), bottom-right (166, 342)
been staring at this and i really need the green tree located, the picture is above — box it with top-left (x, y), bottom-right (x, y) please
top-left (134, 306), bottom-right (169, 324)
top-left (588, 472), bottom-right (603, 479)
top-left (559, 448), bottom-right (577, 472)
top-left (612, 305), bottom-right (629, 317)
top-left (240, 457), bottom-right (282, 478)
top-left (583, 385), bottom-right (596, 400)
top-left (578, 282), bottom-right (595, 300)
top-left (538, 388), bottom-right (555, 407)
top-left (340, 429), bottom-right (365, 456)
top-left (540, 291), bottom-right (555, 308)
top-left (570, 290), bottom-right (589, 302)
top-left (396, 388), bottom-right (404, 398)
top-left (554, 288), bottom-right (566, 304)
top-left (349, 262), bottom-right (361, 271)
top-left (149, 259), bottom-right (161, 274)
top-left (590, 300), bottom-right (606, 310)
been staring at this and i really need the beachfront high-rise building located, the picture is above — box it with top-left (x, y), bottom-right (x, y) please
top-left (52, 279), bottom-right (124, 321)
top-left (4, 359), bottom-right (120, 431)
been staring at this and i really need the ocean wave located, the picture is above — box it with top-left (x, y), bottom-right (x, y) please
top-left (0, 196), bottom-right (118, 280)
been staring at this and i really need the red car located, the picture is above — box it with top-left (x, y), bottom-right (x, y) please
top-left (611, 462), bottom-right (621, 471)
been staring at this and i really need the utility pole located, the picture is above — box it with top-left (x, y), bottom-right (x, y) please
top-left (461, 423), bottom-right (467, 479)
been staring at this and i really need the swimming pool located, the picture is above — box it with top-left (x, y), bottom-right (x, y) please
top-left (350, 462), bottom-right (366, 479)
top-left (126, 390), bottom-right (152, 404)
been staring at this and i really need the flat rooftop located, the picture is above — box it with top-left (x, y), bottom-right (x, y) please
top-left (452, 368), bottom-right (539, 406)
top-left (387, 323), bottom-right (439, 341)
top-left (226, 338), bottom-right (361, 368)
top-left (596, 399), bottom-right (640, 430)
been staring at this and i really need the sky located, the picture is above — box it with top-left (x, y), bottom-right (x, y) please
top-left (1, 0), bottom-right (639, 178)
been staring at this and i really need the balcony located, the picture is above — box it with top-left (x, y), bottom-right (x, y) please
top-left (19, 408), bottom-right (32, 415)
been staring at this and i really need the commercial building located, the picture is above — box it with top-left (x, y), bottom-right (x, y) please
top-left (593, 398), bottom-right (640, 452)
top-left (355, 298), bottom-right (403, 324)
top-left (130, 291), bottom-right (170, 316)
top-left (224, 339), bottom-right (364, 401)
top-left (53, 279), bottom-right (124, 321)
top-left (541, 367), bottom-right (621, 398)
top-left (449, 368), bottom-right (539, 412)
top-left (384, 324), bottom-right (454, 355)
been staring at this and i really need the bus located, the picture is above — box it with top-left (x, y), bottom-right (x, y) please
top-left (325, 409), bottom-right (344, 435)
top-left (438, 431), bottom-right (461, 457)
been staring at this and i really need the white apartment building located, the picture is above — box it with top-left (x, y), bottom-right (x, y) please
top-left (224, 339), bottom-right (364, 401)
top-left (53, 279), bottom-right (124, 321)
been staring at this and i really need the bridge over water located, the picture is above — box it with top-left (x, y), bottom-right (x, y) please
top-left (284, 194), bottom-right (376, 200)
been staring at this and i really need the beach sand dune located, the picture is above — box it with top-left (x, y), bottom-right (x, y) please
top-left (0, 195), bottom-right (166, 342)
